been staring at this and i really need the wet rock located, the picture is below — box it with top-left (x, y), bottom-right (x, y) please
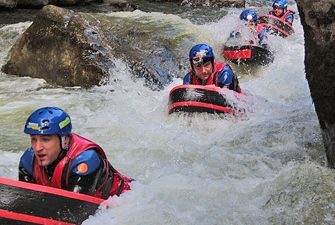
top-left (296, 0), bottom-right (335, 167)
top-left (17, 0), bottom-right (48, 8)
top-left (2, 5), bottom-right (113, 87)
top-left (2, 5), bottom-right (190, 88)
top-left (49, 0), bottom-right (97, 6)
top-left (16, 0), bottom-right (98, 8)
top-left (265, 164), bottom-right (335, 224)
top-left (0, 0), bottom-right (17, 9)
top-left (142, 0), bottom-right (244, 7)
top-left (180, 0), bottom-right (244, 7)
top-left (106, 0), bottom-right (137, 11)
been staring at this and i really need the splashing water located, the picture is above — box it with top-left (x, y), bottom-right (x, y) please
top-left (0, 4), bottom-right (334, 225)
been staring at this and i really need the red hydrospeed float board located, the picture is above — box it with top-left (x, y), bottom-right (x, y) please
top-left (168, 84), bottom-right (246, 116)
top-left (0, 177), bottom-right (105, 225)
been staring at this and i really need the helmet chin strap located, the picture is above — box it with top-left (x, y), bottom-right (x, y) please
top-left (51, 135), bottom-right (69, 166)
top-left (59, 135), bottom-right (70, 151)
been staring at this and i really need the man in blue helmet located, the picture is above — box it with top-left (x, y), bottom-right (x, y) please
top-left (19, 107), bottom-right (132, 199)
top-left (239, 9), bottom-right (268, 45)
top-left (230, 9), bottom-right (268, 46)
top-left (270, 0), bottom-right (295, 25)
top-left (183, 44), bottom-right (241, 93)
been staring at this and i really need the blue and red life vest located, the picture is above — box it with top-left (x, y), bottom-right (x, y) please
top-left (33, 133), bottom-right (131, 199)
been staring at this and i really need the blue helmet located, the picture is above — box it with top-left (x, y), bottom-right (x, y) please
top-left (189, 44), bottom-right (214, 67)
top-left (272, 0), bottom-right (287, 9)
top-left (24, 107), bottom-right (72, 136)
top-left (240, 9), bottom-right (258, 22)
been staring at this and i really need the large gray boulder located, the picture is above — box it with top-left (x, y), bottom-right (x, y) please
top-left (296, 0), bottom-right (335, 167)
top-left (2, 5), bottom-right (113, 87)
top-left (2, 5), bottom-right (192, 88)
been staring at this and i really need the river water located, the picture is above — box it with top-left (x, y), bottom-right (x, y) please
top-left (1, 2), bottom-right (335, 225)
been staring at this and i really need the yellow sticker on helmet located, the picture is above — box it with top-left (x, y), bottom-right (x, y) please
top-left (59, 116), bottom-right (70, 129)
top-left (26, 122), bottom-right (40, 131)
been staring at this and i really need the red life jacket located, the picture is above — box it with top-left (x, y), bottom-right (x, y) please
top-left (33, 133), bottom-right (131, 199)
top-left (190, 62), bottom-right (226, 86)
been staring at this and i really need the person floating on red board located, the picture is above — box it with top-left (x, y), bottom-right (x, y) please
top-left (183, 44), bottom-right (241, 93)
top-left (270, 0), bottom-right (295, 25)
top-left (19, 106), bottom-right (132, 199)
